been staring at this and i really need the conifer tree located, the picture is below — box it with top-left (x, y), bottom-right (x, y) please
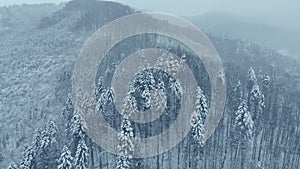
top-left (62, 93), bottom-right (74, 129)
top-left (7, 162), bottom-right (19, 169)
top-left (71, 110), bottom-right (85, 139)
top-left (57, 145), bottom-right (73, 169)
top-left (116, 92), bottom-right (136, 169)
top-left (74, 139), bottom-right (89, 169)
top-left (37, 120), bottom-right (59, 169)
top-left (247, 67), bottom-right (265, 122)
top-left (233, 80), bottom-right (243, 110)
top-left (234, 101), bottom-right (254, 169)
top-left (20, 146), bottom-right (34, 169)
top-left (234, 101), bottom-right (254, 142)
top-left (190, 87), bottom-right (208, 146)
top-left (117, 119), bottom-right (134, 169)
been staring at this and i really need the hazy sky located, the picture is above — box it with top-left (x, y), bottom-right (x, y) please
top-left (0, 0), bottom-right (299, 16)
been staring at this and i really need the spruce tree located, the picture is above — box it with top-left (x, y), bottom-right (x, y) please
top-left (74, 139), bottom-right (89, 169)
top-left (190, 87), bottom-right (208, 146)
top-left (37, 120), bottom-right (59, 169)
top-left (234, 101), bottom-right (254, 169)
top-left (247, 67), bottom-right (265, 122)
top-left (7, 162), bottom-right (19, 169)
top-left (116, 92), bottom-right (136, 169)
top-left (234, 101), bottom-right (254, 143)
top-left (233, 80), bottom-right (243, 110)
top-left (57, 145), bottom-right (73, 169)
top-left (117, 119), bottom-right (134, 169)
top-left (62, 93), bottom-right (74, 131)
top-left (20, 146), bottom-right (34, 169)
top-left (71, 111), bottom-right (85, 139)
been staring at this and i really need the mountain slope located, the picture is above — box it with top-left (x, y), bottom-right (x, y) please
top-left (0, 0), bottom-right (299, 168)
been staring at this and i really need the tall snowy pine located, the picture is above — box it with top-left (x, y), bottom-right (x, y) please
top-left (62, 93), bottom-right (75, 132)
top-left (234, 101), bottom-right (254, 169)
top-left (247, 67), bottom-right (265, 123)
top-left (233, 80), bottom-right (243, 110)
top-left (190, 87), bottom-right (208, 146)
top-left (36, 120), bottom-right (59, 169)
top-left (57, 145), bottom-right (73, 169)
top-left (116, 93), bottom-right (136, 169)
top-left (19, 146), bottom-right (34, 169)
top-left (74, 139), bottom-right (89, 169)
top-left (234, 101), bottom-right (254, 143)
top-left (117, 119), bottom-right (134, 169)
top-left (71, 111), bottom-right (85, 139)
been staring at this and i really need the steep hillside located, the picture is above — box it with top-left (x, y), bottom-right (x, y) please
top-left (0, 0), bottom-right (299, 168)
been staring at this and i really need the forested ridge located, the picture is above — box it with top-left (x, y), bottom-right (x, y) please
top-left (0, 0), bottom-right (299, 168)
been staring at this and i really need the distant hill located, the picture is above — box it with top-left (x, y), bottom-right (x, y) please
top-left (38, 0), bottom-right (134, 31)
top-left (0, 3), bottom-right (64, 34)
top-left (187, 11), bottom-right (300, 59)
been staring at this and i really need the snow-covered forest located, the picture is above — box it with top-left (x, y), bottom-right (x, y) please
top-left (0, 0), bottom-right (299, 168)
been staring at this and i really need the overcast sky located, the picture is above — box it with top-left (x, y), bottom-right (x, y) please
top-left (0, 0), bottom-right (299, 16)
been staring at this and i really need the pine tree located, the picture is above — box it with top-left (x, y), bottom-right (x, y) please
top-left (62, 93), bottom-right (74, 127)
top-left (233, 80), bottom-right (243, 110)
top-left (57, 145), bottom-right (73, 169)
top-left (62, 93), bottom-right (74, 118)
top-left (141, 86), bottom-right (151, 109)
top-left (7, 162), bottom-right (19, 169)
top-left (74, 139), bottom-right (89, 169)
top-left (170, 78), bottom-right (182, 97)
top-left (131, 70), bottom-right (155, 111)
top-left (61, 93), bottom-right (75, 141)
top-left (95, 77), bottom-right (105, 99)
top-left (36, 120), bottom-right (60, 169)
top-left (20, 146), bottom-right (34, 169)
top-left (234, 101), bottom-right (254, 144)
top-left (105, 88), bottom-right (115, 105)
top-left (117, 119), bottom-right (134, 169)
top-left (234, 101), bottom-right (254, 169)
top-left (190, 87), bottom-right (208, 146)
top-left (122, 95), bottom-right (137, 117)
top-left (261, 74), bottom-right (271, 94)
top-left (32, 128), bottom-right (42, 151)
top-left (118, 119), bottom-right (134, 157)
top-left (247, 70), bottom-right (265, 164)
top-left (247, 67), bottom-right (257, 95)
top-left (247, 67), bottom-right (265, 122)
top-left (261, 74), bottom-right (271, 121)
top-left (41, 120), bottom-right (58, 149)
top-left (231, 80), bottom-right (245, 159)
top-left (116, 156), bottom-right (131, 169)
top-left (249, 84), bottom-right (265, 122)
top-left (151, 87), bottom-right (167, 112)
top-left (71, 111), bottom-right (85, 139)
top-left (19, 120), bottom-right (60, 169)
top-left (116, 92), bottom-right (136, 169)
top-left (155, 52), bottom-right (183, 76)
top-left (98, 88), bottom-right (114, 111)
top-left (69, 100), bottom-right (91, 167)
